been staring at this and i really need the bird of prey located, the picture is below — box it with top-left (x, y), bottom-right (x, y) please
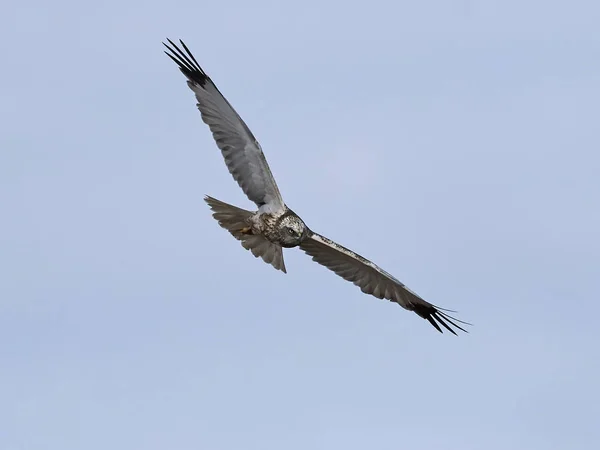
top-left (164, 39), bottom-right (468, 334)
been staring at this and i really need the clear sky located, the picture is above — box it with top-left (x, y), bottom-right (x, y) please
top-left (2, 1), bottom-right (599, 449)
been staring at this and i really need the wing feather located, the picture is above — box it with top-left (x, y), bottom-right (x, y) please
top-left (164, 39), bottom-right (285, 213)
top-left (300, 232), bottom-right (468, 334)
top-left (240, 235), bottom-right (287, 273)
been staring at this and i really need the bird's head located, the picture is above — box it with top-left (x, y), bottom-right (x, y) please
top-left (278, 214), bottom-right (308, 247)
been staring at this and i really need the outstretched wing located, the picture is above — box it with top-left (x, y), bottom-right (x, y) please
top-left (164, 39), bottom-right (285, 213)
top-left (300, 232), bottom-right (468, 334)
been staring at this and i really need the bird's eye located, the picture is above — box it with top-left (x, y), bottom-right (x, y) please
top-left (287, 227), bottom-right (296, 236)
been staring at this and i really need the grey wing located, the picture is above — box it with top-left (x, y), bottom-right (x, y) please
top-left (164, 39), bottom-right (285, 213)
top-left (299, 232), bottom-right (468, 334)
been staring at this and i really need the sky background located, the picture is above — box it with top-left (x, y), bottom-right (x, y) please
top-left (1, 1), bottom-right (600, 449)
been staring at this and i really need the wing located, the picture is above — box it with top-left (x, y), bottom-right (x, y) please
top-left (299, 232), bottom-right (468, 334)
top-left (164, 39), bottom-right (285, 213)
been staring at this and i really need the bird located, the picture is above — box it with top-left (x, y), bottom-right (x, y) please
top-left (163, 39), bottom-right (468, 334)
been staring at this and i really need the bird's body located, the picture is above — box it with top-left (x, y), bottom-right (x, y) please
top-left (249, 208), bottom-right (308, 249)
top-left (164, 39), bottom-right (468, 334)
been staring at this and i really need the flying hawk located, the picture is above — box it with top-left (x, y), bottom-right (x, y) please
top-left (164, 39), bottom-right (468, 334)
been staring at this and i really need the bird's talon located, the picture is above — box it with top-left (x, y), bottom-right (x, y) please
top-left (240, 226), bottom-right (253, 235)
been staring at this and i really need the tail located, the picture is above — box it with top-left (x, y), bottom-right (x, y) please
top-left (204, 196), bottom-right (287, 273)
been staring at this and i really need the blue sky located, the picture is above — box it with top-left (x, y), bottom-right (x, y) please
top-left (1, 1), bottom-right (599, 449)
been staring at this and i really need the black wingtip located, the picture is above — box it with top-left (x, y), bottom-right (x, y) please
top-left (414, 303), bottom-right (470, 335)
top-left (163, 38), bottom-right (209, 86)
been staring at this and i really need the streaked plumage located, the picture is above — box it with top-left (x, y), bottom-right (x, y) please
top-left (164, 39), bottom-right (468, 334)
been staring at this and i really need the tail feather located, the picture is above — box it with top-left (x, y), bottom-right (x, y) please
top-left (204, 196), bottom-right (287, 273)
